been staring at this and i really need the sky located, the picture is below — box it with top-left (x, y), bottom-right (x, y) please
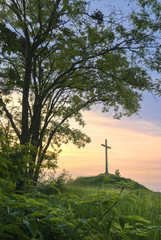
top-left (57, 94), bottom-right (161, 192)
top-left (56, 0), bottom-right (161, 192)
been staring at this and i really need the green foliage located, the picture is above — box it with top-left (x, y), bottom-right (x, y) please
top-left (38, 169), bottom-right (72, 194)
top-left (0, 179), bottom-right (15, 195)
top-left (0, 22), bottom-right (20, 54)
top-left (0, 177), bottom-right (161, 240)
top-left (0, 141), bottom-right (38, 190)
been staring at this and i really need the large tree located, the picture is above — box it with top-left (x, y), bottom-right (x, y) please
top-left (0, 0), bottom-right (160, 188)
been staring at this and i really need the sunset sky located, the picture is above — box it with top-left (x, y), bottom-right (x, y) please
top-left (57, 93), bottom-right (161, 192)
top-left (56, 0), bottom-right (161, 192)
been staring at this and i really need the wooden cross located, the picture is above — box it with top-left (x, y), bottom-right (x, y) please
top-left (101, 139), bottom-right (111, 174)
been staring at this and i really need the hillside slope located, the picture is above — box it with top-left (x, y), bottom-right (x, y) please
top-left (67, 173), bottom-right (149, 191)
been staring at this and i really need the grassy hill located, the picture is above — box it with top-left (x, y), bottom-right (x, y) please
top-left (67, 173), bottom-right (150, 191)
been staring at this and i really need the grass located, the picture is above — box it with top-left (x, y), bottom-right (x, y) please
top-left (66, 173), bottom-right (161, 239)
top-left (1, 173), bottom-right (161, 239)
top-left (67, 172), bottom-right (149, 191)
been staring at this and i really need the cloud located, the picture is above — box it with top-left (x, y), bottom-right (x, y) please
top-left (82, 111), bottom-right (161, 137)
top-left (58, 110), bottom-right (161, 191)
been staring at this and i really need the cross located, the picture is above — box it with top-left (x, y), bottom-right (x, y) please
top-left (101, 139), bottom-right (111, 174)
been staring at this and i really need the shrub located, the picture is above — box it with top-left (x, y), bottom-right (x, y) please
top-left (115, 169), bottom-right (121, 177)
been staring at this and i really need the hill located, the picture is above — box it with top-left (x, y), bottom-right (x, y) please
top-left (67, 173), bottom-right (150, 191)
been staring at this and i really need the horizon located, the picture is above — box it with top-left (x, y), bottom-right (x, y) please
top-left (56, 97), bottom-right (161, 192)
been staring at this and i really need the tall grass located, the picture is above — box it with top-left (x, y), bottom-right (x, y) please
top-left (66, 179), bottom-right (161, 239)
top-left (1, 174), bottom-right (161, 239)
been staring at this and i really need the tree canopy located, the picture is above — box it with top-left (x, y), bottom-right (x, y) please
top-left (0, 0), bottom-right (160, 188)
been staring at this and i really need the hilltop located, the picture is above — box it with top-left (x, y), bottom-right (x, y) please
top-left (67, 173), bottom-right (150, 191)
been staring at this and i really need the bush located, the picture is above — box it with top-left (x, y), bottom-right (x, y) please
top-left (115, 169), bottom-right (121, 177)
top-left (0, 183), bottom-right (159, 240)
top-left (37, 183), bottom-right (60, 195)
top-left (38, 169), bottom-right (72, 193)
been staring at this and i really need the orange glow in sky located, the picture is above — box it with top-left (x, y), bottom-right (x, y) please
top-left (57, 110), bottom-right (161, 192)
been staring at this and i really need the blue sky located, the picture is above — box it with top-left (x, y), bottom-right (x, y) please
top-left (141, 92), bottom-right (161, 123)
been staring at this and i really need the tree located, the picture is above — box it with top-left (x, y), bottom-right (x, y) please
top-left (130, 0), bottom-right (161, 79)
top-left (0, 0), bottom-right (160, 189)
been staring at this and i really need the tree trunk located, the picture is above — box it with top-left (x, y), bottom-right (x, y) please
top-left (16, 52), bottom-right (32, 191)
top-left (21, 52), bottom-right (32, 145)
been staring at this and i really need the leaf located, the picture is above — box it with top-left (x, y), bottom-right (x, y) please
top-left (0, 224), bottom-right (30, 239)
top-left (119, 217), bottom-right (125, 230)
top-left (31, 211), bottom-right (47, 218)
top-left (118, 230), bottom-right (130, 240)
top-left (23, 219), bottom-right (38, 238)
top-left (120, 215), bottom-right (150, 226)
top-left (26, 198), bottom-right (46, 207)
top-left (47, 216), bottom-right (63, 223)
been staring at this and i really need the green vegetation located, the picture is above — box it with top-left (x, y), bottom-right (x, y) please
top-left (1, 173), bottom-right (161, 239)
top-left (67, 173), bottom-right (149, 191)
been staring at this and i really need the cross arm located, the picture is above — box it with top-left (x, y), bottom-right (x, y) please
top-left (101, 144), bottom-right (111, 149)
